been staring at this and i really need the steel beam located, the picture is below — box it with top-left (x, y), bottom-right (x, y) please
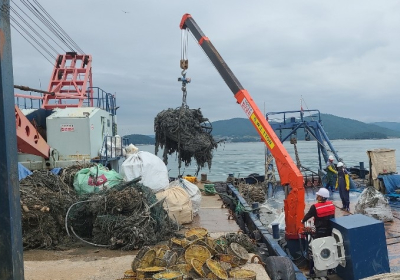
top-left (0, 1), bottom-right (25, 279)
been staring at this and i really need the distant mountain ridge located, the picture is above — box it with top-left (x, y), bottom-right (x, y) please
top-left (123, 115), bottom-right (400, 144)
top-left (210, 114), bottom-right (400, 141)
top-left (371, 122), bottom-right (400, 132)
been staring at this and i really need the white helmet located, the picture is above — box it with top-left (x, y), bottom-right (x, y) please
top-left (328, 155), bottom-right (334, 161)
top-left (316, 188), bottom-right (330, 198)
top-left (337, 162), bottom-right (344, 167)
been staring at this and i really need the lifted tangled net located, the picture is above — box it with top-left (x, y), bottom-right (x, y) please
top-left (154, 107), bottom-right (219, 175)
top-left (68, 180), bottom-right (177, 250)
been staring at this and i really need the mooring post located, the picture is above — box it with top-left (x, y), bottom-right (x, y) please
top-left (0, 0), bottom-right (25, 279)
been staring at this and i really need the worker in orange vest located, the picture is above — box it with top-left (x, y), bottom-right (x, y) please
top-left (302, 187), bottom-right (336, 277)
top-left (302, 188), bottom-right (335, 238)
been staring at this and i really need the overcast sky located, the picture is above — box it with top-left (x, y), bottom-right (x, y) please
top-left (10, 0), bottom-right (400, 135)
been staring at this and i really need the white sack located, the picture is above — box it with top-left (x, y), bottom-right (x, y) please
top-left (121, 151), bottom-right (169, 193)
top-left (169, 179), bottom-right (202, 216)
top-left (156, 186), bottom-right (193, 225)
top-left (355, 187), bottom-right (394, 222)
top-left (125, 144), bottom-right (139, 155)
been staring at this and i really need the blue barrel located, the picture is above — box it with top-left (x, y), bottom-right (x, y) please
top-left (359, 162), bottom-right (365, 179)
top-left (272, 223), bottom-right (280, 239)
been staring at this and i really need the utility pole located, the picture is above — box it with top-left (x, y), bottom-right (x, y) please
top-left (0, 0), bottom-right (25, 279)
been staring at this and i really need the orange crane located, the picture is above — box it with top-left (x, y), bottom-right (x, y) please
top-left (179, 14), bottom-right (305, 240)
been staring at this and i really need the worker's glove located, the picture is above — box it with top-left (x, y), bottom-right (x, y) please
top-left (346, 186), bottom-right (350, 191)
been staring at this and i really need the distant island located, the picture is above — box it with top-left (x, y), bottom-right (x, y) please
top-left (123, 114), bottom-right (400, 144)
top-left (123, 134), bottom-right (155, 145)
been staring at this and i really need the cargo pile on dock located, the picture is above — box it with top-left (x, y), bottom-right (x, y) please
top-left (20, 170), bottom-right (78, 249)
top-left (19, 166), bottom-right (177, 250)
top-left (238, 183), bottom-right (266, 204)
top-left (68, 180), bottom-right (177, 250)
top-left (116, 228), bottom-right (259, 280)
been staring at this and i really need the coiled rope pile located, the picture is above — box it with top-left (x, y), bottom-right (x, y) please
top-left (154, 107), bottom-right (219, 175)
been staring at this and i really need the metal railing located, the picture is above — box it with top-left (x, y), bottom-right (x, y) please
top-left (85, 87), bottom-right (117, 116)
top-left (93, 136), bottom-right (128, 166)
top-left (15, 86), bottom-right (117, 116)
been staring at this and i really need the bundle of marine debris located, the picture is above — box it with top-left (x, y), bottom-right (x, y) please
top-left (238, 183), bottom-right (266, 204)
top-left (154, 107), bottom-right (219, 175)
top-left (20, 165), bottom-right (176, 250)
top-left (68, 179), bottom-right (177, 250)
top-left (116, 228), bottom-right (259, 280)
top-left (355, 186), bottom-right (394, 222)
top-left (19, 169), bottom-right (78, 249)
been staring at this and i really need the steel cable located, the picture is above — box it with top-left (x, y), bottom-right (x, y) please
top-left (31, 0), bottom-right (84, 54)
top-left (11, 0), bottom-right (67, 52)
top-left (10, 5), bottom-right (58, 55)
top-left (20, 0), bottom-right (77, 52)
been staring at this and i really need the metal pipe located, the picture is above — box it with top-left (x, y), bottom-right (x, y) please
top-left (14, 84), bottom-right (54, 95)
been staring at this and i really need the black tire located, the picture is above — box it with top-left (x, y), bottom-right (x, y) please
top-left (265, 256), bottom-right (296, 280)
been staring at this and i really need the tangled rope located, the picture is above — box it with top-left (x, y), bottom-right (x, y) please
top-left (19, 170), bottom-right (78, 249)
top-left (238, 183), bottom-right (266, 204)
top-left (68, 180), bottom-right (177, 250)
top-left (224, 232), bottom-right (256, 253)
top-left (19, 165), bottom-right (176, 251)
top-left (154, 107), bottom-right (219, 175)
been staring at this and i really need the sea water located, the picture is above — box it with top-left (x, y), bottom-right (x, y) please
top-left (136, 138), bottom-right (400, 182)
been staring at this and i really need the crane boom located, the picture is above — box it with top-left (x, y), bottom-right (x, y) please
top-left (180, 13), bottom-right (305, 239)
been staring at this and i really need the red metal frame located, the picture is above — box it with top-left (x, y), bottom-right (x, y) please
top-left (14, 53), bottom-right (94, 158)
top-left (43, 53), bottom-right (93, 109)
top-left (15, 105), bottom-right (50, 158)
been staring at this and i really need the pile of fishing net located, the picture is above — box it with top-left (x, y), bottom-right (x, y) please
top-left (154, 107), bottom-right (219, 175)
top-left (354, 186), bottom-right (393, 222)
top-left (19, 164), bottom-right (177, 250)
top-left (19, 170), bottom-right (78, 249)
top-left (239, 183), bottom-right (266, 204)
top-left (68, 179), bottom-right (177, 250)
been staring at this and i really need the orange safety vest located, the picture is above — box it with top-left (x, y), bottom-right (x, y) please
top-left (315, 201), bottom-right (335, 218)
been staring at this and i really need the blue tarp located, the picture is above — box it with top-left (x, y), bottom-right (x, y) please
top-left (51, 168), bottom-right (62, 175)
top-left (378, 174), bottom-right (400, 194)
top-left (18, 163), bottom-right (32, 181)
